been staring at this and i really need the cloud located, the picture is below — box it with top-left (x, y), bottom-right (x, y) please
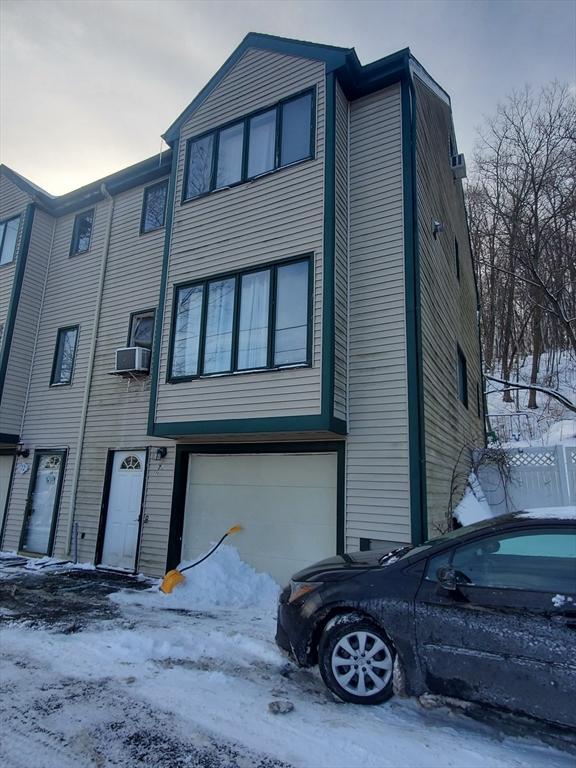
top-left (1, 0), bottom-right (572, 194)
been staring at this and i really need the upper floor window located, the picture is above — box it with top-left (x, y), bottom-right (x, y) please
top-left (457, 344), bottom-right (468, 408)
top-left (128, 310), bottom-right (155, 350)
top-left (50, 326), bottom-right (79, 385)
top-left (70, 209), bottom-right (94, 256)
top-left (141, 180), bottom-right (168, 233)
top-left (169, 256), bottom-right (311, 381)
top-left (0, 215), bottom-right (20, 266)
top-left (183, 90), bottom-right (314, 202)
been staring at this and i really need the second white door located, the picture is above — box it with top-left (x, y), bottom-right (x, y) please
top-left (100, 450), bottom-right (146, 570)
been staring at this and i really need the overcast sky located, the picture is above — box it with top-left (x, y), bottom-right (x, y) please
top-left (1, 0), bottom-right (574, 195)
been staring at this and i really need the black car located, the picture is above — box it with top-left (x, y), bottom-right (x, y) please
top-left (276, 511), bottom-right (576, 728)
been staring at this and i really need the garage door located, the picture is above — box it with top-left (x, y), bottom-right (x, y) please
top-left (182, 453), bottom-right (338, 585)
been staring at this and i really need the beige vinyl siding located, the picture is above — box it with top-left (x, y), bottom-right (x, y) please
top-left (334, 82), bottom-right (348, 421)
top-left (1, 201), bottom-right (108, 554)
top-left (154, 49), bottom-right (325, 427)
top-left (0, 210), bottom-right (55, 435)
top-left (345, 84), bottom-right (411, 550)
top-left (0, 175), bottom-right (31, 348)
top-left (72, 181), bottom-right (173, 575)
top-left (414, 76), bottom-right (484, 536)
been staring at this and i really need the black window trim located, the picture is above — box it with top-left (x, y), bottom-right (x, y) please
top-left (50, 324), bottom-right (80, 387)
top-left (167, 253), bottom-right (313, 383)
top-left (140, 179), bottom-right (169, 235)
top-left (69, 208), bottom-right (95, 257)
top-left (456, 343), bottom-right (468, 408)
top-left (181, 86), bottom-right (316, 204)
top-left (127, 308), bottom-right (156, 349)
top-left (0, 214), bottom-right (21, 268)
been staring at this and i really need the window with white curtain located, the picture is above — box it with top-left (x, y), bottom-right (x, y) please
top-left (203, 278), bottom-right (235, 373)
top-left (238, 270), bottom-right (270, 370)
top-left (169, 256), bottom-right (311, 380)
top-left (247, 110), bottom-right (276, 177)
top-left (216, 122), bottom-right (244, 188)
top-left (183, 89), bottom-right (314, 201)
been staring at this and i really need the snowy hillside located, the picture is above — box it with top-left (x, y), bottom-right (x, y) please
top-left (486, 351), bottom-right (576, 447)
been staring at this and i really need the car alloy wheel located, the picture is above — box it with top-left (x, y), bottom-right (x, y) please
top-left (319, 617), bottom-right (395, 705)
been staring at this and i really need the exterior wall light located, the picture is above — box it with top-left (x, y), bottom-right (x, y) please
top-left (155, 447), bottom-right (168, 460)
top-left (16, 443), bottom-right (30, 458)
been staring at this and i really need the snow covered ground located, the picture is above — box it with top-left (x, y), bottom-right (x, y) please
top-left (1, 549), bottom-right (574, 768)
top-left (486, 352), bottom-right (576, 447)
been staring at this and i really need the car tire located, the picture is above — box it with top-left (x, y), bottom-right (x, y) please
top-left (318, 616), bottom-right (395, 705)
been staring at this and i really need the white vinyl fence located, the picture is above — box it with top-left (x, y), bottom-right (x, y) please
top-left (476, 446), bottom-right (576, 515)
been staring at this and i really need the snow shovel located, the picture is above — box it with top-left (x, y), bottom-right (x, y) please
top-left (160, 525), bottom-right (243, 594)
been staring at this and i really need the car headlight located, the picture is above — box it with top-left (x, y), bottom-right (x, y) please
top-left (288, 580), bottom-right (321, 603)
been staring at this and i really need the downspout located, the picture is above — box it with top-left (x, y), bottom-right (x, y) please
top-left (64, 183), bottom-right (114, 556)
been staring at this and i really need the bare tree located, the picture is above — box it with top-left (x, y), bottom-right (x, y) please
top-left (468, 83), bottom-right (576, 408)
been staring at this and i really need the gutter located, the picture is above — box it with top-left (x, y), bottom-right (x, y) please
top-left (64, 183), bottom-right (115, 556)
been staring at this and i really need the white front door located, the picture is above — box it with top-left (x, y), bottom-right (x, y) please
top-left (0, 455), bottom-right (14, 538)
top-left (100, 450), bottom-right (146, 571)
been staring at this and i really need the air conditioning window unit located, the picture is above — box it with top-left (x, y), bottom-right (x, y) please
top-left (451, 153), bottom-right (467, 179)
top-left (114, 346), bottom-right (150, 374)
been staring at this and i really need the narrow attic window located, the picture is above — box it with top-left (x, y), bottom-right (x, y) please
top-left (0, 215), bottom-right (21, 266)
top-left (70, 209), bottom-right (94, 255)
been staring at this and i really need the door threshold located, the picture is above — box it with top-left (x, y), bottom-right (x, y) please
top-left (96, 564), bottom-right (136, 575)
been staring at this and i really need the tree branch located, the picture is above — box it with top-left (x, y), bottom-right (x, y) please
top-left (484, 375), bottom-right (576, 414)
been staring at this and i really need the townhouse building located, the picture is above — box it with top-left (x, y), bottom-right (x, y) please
top-left (0, 34), bottom-right (484, 584)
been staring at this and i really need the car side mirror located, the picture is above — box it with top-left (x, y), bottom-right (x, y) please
top-left (436, 566), bottom-right (460, 592)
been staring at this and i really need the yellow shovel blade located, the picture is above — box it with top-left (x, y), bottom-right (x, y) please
top-left (160, 569), bottom-right (185, 594)
top-left (227, 525), bottom-right (243, 535)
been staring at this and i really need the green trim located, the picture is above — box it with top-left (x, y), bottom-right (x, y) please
top-left (0, 432), bottom-right (19, 444)
top-left (401, 73), bottom-right (427, 546)
top-left (140, 179), bottom-right (168, 235)
top-left (165, 440), bottom-right (347, 572)
top-left (153, 415), bottom-right (341, 438)
top-left (181, 87), bottom-right (316, 204)
top-left (0, 203), bottom-right (35, 404)
top-left (166, 254), bottom-right (313, 382)
top-left (147, 139), bottom-right (180, 435)
top-left (322, 71), bottom-right (337, 426)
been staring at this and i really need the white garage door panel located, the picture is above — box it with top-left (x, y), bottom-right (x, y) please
top-left (183, 453), bottom-right (338, 585)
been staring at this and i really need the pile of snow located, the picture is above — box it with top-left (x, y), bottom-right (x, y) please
top-left (519, 506), bottom-right (576, 520)
top-left (111, 545), bottom-right (279, 612)
top-left (454, 473), bottom-right (495, 526)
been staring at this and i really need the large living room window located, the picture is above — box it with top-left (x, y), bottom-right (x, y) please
top-left (182, 89), bottom-right (315, 201)
top-left (169, 255), bottom-right (311, 381)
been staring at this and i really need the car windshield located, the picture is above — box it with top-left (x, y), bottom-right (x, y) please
top-left (378, 516), bottom-right (509, 564)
